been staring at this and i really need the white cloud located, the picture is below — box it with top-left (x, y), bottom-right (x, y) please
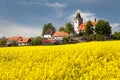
top-left (46, 2), bottom-right (66, 8)
top-left (110, 23), bottom-right (120, 33)
top-left (81, 11), bottom-right (96, 22)
top-left (17, 1), bottom-right (66, 8)
top-left (0, 20), bottom-right (42, 37)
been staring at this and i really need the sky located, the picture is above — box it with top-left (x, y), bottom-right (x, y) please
top-left (0, 0), bottom-right (120, 37)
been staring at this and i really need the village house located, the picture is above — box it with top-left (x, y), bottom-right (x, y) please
top-left (52, 31), bottom-right (70, 40)
top-left (18, 38), bottom-right (30, 46)
top-left (6, 36), bottom-right (22, 46)
top-left (6, 36), bottom-right (30, 46)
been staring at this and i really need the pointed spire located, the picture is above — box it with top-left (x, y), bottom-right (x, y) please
top-left (77, 9), bottom-right (80, 13)
top-left (75, 9), bottom-right (81, 19)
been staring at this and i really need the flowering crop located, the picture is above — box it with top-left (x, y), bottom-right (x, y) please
top-left (0, 41), bottom-right (120, 80)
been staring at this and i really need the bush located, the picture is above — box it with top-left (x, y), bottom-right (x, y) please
top-left (113, 32), bottom-right (120, 39)
top-left (30, 36), bottom-right (42, 46)
top-left (95, 34), bottom-right (104, 41)
top-left (62, 36), bottom-right (70, 44)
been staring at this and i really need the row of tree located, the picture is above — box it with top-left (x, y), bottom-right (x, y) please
top-left (42, 22), bottom-right (74, 36)
top-left (82, 20), bottom-right (112, 41)
top-left (0, 20), bottom-right (120, 46)
top-left (58, 22), bottom-right (74, 34)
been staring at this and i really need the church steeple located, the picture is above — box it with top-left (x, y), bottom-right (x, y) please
top-left (74, 9), bottom-right (83, 34)
top-left (75, 9), bottom-right (81, 19)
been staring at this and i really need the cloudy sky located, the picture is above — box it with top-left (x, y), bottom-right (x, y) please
top-left (0, 0), bottom-right (120, 37)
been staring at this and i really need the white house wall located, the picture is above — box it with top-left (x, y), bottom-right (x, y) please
top-left (44, 35), bottom-right (52, 38)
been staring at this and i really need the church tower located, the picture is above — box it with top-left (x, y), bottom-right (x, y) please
top-left (74, 9), bottom-right (83, 34)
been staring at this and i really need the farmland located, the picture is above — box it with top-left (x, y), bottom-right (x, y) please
top-left (0, 41), bottom-right (120, 80)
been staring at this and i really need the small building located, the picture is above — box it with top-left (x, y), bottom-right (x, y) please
top-left (52, 31), bottom-right (70, 40)
top-left (18, 38), bottom-right (30, 46)
top-left (6, 36), bottom-right (22, 45)
top-left (6, 36), bottom-right (30, 46)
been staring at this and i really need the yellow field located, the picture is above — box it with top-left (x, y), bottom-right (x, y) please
top-left (0, 41), bottom-right (120, 80)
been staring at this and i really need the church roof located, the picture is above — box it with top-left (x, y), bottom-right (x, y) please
top-left (78, 21), bottom-right (98, 31)
top-left (75, 9), bottom-right (82, 19)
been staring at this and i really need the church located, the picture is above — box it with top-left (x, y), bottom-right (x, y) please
top-left (73, 9), bottom-right (97, 34)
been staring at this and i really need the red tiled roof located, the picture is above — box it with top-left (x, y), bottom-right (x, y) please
top-left (78, 21), bottom-right (98, 31)
top-left (52, 31), bottom-right (70, 37)
top-left (18, 38), bottom-right (30, 43)
top-left (78, 22), bottom-right (86, 31)
top-left (7, 36), bottom-right (22, 42)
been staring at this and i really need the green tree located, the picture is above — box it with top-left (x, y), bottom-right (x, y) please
top-left (95, 20), bottom-right (111, 36)
top-left (62, 36), bottom-right (70, 44)
top-left (42, 23), bottom-right (56, 36)
top-left (58, 26), bottom-right (66, 32)
top-left (30, 36), bottom-right (42, 46)
top-left (0, 40), bottom-right (2, 47)
top-left (85, 20), bottom-right (94, 36)
top-left (0, 37), bottom-right (7, 46)
top-left (65, 22), bottom-right (74, 34)
top-left (95, 34), bottom-right (104, 41)
top-left (113, 32), bottom-right (120, 39)
top-left (11, 41), bottom-right (18, 46)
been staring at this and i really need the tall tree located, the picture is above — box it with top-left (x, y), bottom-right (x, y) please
top-left (65, 22), bottom-right (74, 34)
top-left (95, 20), bottom-right (111, 36)
top-left (85, 20), bottom-right (93, 36)
top-left (42, 23), bottom-right (56, 36)
top-left (58, 26), bottom-right (66, 32)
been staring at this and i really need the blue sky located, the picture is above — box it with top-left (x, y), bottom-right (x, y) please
top-left (0, 0), bottom-right (120, 37)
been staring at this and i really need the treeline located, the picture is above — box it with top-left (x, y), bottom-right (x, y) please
top-left (0, 20), bottom-right (120, 47)
top-left (79, 20), bottom-right (112, 41)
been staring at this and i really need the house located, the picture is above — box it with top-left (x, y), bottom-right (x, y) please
top-left (6, 36), bottom-right (30, 46)
top-left (6, 36), bottom-right (22, 45)
top-left (43, 29), bottom-right (55, 39)
top-left (52, 31), bottom-right (70, 40)
top-left (73, 9), bottom-right (98, 34)
top-left (18, 38), bottom-right (30, 46)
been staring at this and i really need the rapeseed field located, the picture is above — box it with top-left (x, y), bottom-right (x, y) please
top-left (0, 41), bottom-right (120, 80)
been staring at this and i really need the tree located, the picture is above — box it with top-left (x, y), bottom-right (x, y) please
top-left (42, 23), bottom-right (56, 36)
top-left (0, 36), bottom-right (7, 46)
top-left (85, 20), bottom-right (94, 36)
top-left (58, 26), bottom-right (66, 32)
top-left (65, 22), bottom-right (74, 34)
top-left (11, 41), bottom-right (18, 46)
top-left (95, 20), bottom-right (111, 36)
top-left (30, 36), bottom-right (42, 46)
top-left (113, 32), bottom-right (120, 39)
top-left (62, 36), bottom-right (70, 44)
top-left (0, 40), bottom-right (2, 47)
top-left (95, 34), bottom-right (104, 41)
